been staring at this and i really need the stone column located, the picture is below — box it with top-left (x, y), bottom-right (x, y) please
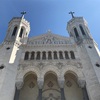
top-left (37, 78), bottom-right (44, 100)
top-left (14, 88), bottom-right (20, 100)
top-left (78, 79), bottom-right (89, 100)
top-left (58, 78), bottom-right (66, 100)
top-left (14, 81), bottom-right (23, 100)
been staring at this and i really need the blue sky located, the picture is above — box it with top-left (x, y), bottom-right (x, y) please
top-left (0, 0), bottom-right (100, 48)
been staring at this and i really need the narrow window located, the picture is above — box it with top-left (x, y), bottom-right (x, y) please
top-left (74, 28), bottom-right (79, 38)
top-left (30, 52), bottom-right (35, 60)
top-left (19, 28), bottom-right (23, 38)
top-left (12, 26), bottom-right (17, 36)
top-left (64, 51), bottom-right (69, 59)
top-left (36, 51), bottom-right (40, 60)
top-left (48, 51), bottom-right (52, 60)
top-left (70, 51), bottom-right (75, 59)
top-left (42, 51), bottom-right (46, 60)
top-left (24, 52), bottom-right (29, 60)
top-left (59, 51), bottom-right (63, 59)
top-left (54, 51), bottom-right (58, 59)
top-left (79, 25), bottom-right (86, 35)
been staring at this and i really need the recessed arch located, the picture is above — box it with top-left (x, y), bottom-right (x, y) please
top-left (44, 71), bottom-right (58, 78)
top-left (23, 71), bottom-right (37, 81)
top-left (64, 69), bottom-right (83, 100)
top-left (19, 71), bottom-right (38, 100)
top-left (62, 65), bottom-right (85, 80)
top-left (43, 71), bottom-right (61, 99)
top-left (41, 65), bottom-right (60, 79)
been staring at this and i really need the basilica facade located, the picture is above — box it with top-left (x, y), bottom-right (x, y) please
top-left (0, 14), bottom-right (100, 100)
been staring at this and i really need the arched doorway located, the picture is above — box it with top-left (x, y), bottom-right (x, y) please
top-left (42, 71), bottom-right (60, 100)
top-left (64, 72), bottom-right (83, 100)
top-left (19, 72), bottom-right (38, 100)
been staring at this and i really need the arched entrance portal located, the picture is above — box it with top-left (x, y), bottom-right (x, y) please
top-left (42, 71), bottom-right (60, 100)
top-left (64, 73), bottom-right (83, 100)
top-left (19, 72), bottom-right (38, 100)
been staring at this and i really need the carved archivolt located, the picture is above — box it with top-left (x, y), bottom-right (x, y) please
top-left (16, 60), bottom-right (85, 86)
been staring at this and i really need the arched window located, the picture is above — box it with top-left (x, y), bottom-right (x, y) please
top-left (54, 51), bottom-right (58, 59)
top-left (48, 51), bottom-right (52, 60)
top-left (30, 51), bottom-right (35, 60)
top-left (59, 51), bottom-right (63, 59)
top-left (12, 26), bottom-right (17, 36)
top-left (36, 51), bottom-right (40, 60)
top-left (24, 52), bottom-right (29, 60)
top-left (70, 51), bottom-right (75, 59)
top-left (64, 51), bottom-right (69, 59)
top-left (74, 28), bottom-right (79, 38)
top-left (42, 51), bottom-right (46, 60)
top-left (79, 25), bottom-right (86, 35)
top-left (19, 28), bottom-right (24, 38)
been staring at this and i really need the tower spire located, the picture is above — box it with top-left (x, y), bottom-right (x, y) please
top-left (69, 11), bottom-right (75, 18)
top-left (21, 11), bottom-right (26, 19)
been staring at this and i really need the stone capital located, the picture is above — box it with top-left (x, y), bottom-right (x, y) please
top-left (37, 78), bottom-right (44, 89)
top-left (16, 81), bottom-right (24, 90)
top-left (58, 77), bottom-right (65, 88)
top-left (78, 79), bottom-right (86, 88)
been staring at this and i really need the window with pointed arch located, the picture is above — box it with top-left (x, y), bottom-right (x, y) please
top-left (24, 51), bottom-right (29, 60)
top-left (36, 51), bottom-right (41, 60)
top-left (59, 51), bottom-right (63, 59)
top-left (42, 51), bottom-right (46, 60)
top-left (30, 51), bottom-right (35, 60)
top-left (70, 51), bottom-right (75, 59)
top-left (12, 26), bottom-right (17, 36)
top-left (19, 28), bottom-right (24, 38)
top-left (48, 51), bottom-right (52, 60)
top-left (74, 27), bottom-right (79, 38)
top-left (54, 51), bottom-right (58, 59)
top-left (79, 25), bottom-right (86, 36)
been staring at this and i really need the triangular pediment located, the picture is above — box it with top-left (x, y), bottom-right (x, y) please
top-left (28, 31), bottom-right (72, 45)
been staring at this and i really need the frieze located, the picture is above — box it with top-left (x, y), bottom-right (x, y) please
top-left (18, 59), bottom-right (82, 71)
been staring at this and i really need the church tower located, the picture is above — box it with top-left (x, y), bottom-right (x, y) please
top-left (0, 12), bottom-right (30, 100)
top-left (5, 12), bottom-right (30, 44)
top-left (67, 12), bottom-right (100, 100)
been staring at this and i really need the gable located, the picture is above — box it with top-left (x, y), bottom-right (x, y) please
top-left (28, 31), bottom-right (72, 45)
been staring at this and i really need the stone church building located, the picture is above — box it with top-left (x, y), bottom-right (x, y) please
top-left (0, 13), bottom-right (100, 100)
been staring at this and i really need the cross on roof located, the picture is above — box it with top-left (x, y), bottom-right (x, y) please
top-left (69, 11), bottom-right (75, 18)
top-left (21, 11), bottom-right (26, 18)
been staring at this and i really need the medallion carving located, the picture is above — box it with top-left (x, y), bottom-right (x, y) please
top-left (66, 80), bottom-right (72, 87)
top-left (47, 81), bottom-right (54, 88)
top-left (29, 82), bottom-right (35, 88)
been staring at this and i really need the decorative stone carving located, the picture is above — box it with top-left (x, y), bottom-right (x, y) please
top-left (29, 82), bottom-right (35, 88)
top-left (56, 62), bottom-right (63, 69)
top-left (37, 62), bottom-right (44, 70)
top-left (16, 81), bottom-right (23, 90)
top-left (47, 81), bottom-right (54, 88)
top-left (66, 80), bottom-right (72, 87)
top-left (78, 79), bottom-right (86, 88)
